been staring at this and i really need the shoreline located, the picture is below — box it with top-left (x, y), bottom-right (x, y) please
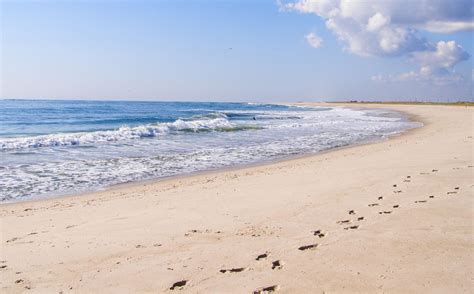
top-left (1, 104), bottom-right (422, 206)
top-left (1, 103), bottom-right (472, 293)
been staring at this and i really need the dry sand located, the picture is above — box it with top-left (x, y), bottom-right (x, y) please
top-left (0, 103), bottom-right (472, 293)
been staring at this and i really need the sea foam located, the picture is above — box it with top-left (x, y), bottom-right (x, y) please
top-left (0, 116), bottom-right (238, 150)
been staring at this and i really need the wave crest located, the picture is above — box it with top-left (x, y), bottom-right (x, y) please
top-left (0, 116), bottom-right (244, 150)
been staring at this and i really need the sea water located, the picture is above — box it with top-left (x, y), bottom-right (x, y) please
top-left (0, 100), bottom-right (420, 202)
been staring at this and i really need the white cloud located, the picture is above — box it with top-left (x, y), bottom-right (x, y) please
top-left (366, 12), bottom-right (389, 32)
top-left (373, 41), bottom-right (470, 85)
top-left (370, 74), bottom-right (384, 82)
top-left (283, 0), bottom-right (472, 83)
top-left (422, 21), bottom-right (474, 33)
top-left (305, 32), bottom-right (323, 48)
top-left (411, 41), bottom-right (469, 75)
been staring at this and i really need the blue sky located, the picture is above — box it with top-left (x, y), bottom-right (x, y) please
top-left (1, 0), bottom-right (473, 101)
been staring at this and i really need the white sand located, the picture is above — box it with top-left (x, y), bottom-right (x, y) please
top-left (1, 103), bottom-right (472, 293)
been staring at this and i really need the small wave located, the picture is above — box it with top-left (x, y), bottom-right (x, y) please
top-left (0, 116), bottom-right (257, 150)
top-left (184, 112), bottom-right (229, 120)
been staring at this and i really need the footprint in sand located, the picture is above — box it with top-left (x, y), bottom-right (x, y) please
top-left (378, 196), bottom-right (383, 200)
top-left (337, 220), bottom-right (351, 224)
top-left (298, 244), bottom-right (318, 251)
top-left (6, 237), bottom-right (19, 243)
top-left (432, 169), bottom-right (439, 172)
top-left (447, 191), bottom-right (457, 195)
top-left (272, 260), bottom-right (283, 270)
top-left (170, 280), bottom-right (188, 290)
top-left (344, 225), bottom-right (359, 230)
top-left (368, 203), bottom-right (379, 207)
top-left (312, 230), bottom-right (326, 238)
top-left (357, 217), bottom-right (365, 221)
top-left (348, 210), bottom-right (356, 215)
top-left (415, 200), bottom-right (427, 203)
top-left (393, 184), bottom-right (398, 187)
top-left (429, 195), bottom-right (435, 198)
top-left (378, 211), bottom-right (392, 214)
top-left (253, 285), bottom-right (280, 293)
top-left (256, 253), bottom-right (269, 261)
top-left (393, 205), bottom-right (400, 208)
top-left (454, 187), bottom-right (460, 190)
top-left (393, 190), bottom-right (402, 194)
top-left (220, 267), bottom-right (247, 273)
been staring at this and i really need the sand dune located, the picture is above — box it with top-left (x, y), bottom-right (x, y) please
top-left (1, 103), bottom-right (472, 293)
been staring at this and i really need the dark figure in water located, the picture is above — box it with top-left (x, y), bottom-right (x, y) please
top-left (253, 117), bottom-right (256, 120)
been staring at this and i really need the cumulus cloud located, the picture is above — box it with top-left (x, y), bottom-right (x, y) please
top-left (373, 41), bottom-right (470, 85)
top-left (412, 41), bottom-right (469, 75)
top-left (366, 12), bottom-right (389, 32)
top-left (305, 32), bottom-right (323, 48)
top-left (282, 0), bottom-right (472, 83)
top-left (373, 41), bottom-right (471, 85)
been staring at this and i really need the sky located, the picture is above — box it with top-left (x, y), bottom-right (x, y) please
top-left (1, 0), bottom-right (473, 102)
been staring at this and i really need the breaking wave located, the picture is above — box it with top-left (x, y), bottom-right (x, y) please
top-left (0, 115), bottom-right (259, 150)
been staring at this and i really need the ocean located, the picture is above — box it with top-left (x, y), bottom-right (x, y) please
top-left (0, 100), bottom-right (420, 202)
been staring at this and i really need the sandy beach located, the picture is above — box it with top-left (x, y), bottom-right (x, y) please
top-left (0, 103), bottom-right (472, 293)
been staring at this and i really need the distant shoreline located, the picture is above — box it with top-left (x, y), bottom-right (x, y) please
top-left (327, 101), bottom-right (474, 106)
